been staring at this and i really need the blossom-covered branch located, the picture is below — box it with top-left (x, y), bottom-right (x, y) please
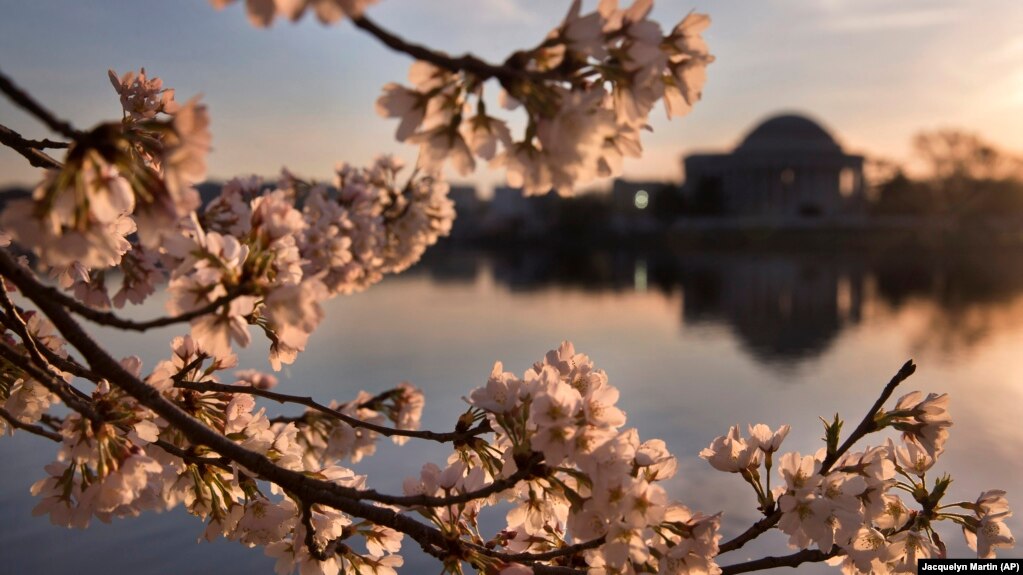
top-left (819, 359), bottom-right (917, 473)
top-left (0, 3), bottom-right (1015, 574)
top-left (0, 406), bottom-right (61, 441)
top-left (29, 280), bottom-right (252, 332)
top-left (175, 379), bottom-right (487, 443)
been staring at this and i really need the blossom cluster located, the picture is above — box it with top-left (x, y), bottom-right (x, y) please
top-left (172, 156), bottom-right (453, 369)
top-left (0, 312), bottom-right (65, 436)
top-left (374, 1), bottom-right (714, 196)
top-left (0, 2), bottom-right (1016, 574)
top-left (22, 333), bottom-right (420, 575)
top-left (699, 391), bottom-right (1014, 575)
top-left (0, 68), bottom-right (454, 371)
top-left (211, 0), bottom-right (378, 27)
top-left (454, 342), bottom-right (723, 574)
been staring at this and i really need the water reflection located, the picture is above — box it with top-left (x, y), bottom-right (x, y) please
top-left (420, 246), bottom-right (1023, 367)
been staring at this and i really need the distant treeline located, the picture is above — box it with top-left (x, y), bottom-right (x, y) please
top-left (870, 129), bottom-right (1023, 217)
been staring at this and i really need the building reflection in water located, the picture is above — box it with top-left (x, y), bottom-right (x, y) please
top-left (674, 252), bottom-right (865, 366)
top-left (418, 246), bottom-right (1023, 368)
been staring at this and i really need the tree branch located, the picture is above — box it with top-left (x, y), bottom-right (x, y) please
top-left (0, 308), bottom-right (97, 380)
top-left (151, 439), bottom-right (233, 470)
top-left (0, 249), bottom-right (587, 567)
top-left (0, 69), bottom-right (80, 140)
top-left (0, 249), bottom-right (462, 556)
top-left (719, 360), bottom-right (917, 555)
top-left (720, 547), bottom-right (839, 575)
top-left (0, 123), bottom-right (63, 169)
top-left (39, 413), bottom-right (63, 432)
top-left (0, 277), bottom-right (56, 370)
top-left (820, 359), bottom-right (916, 474)
top-left (473, 536), bottom-right (605, 563)
top-left (0, 406), bottom-right (62, 441)
top-left (718, 510), bottom-right (782, 554)
top-left (0, 337), bottom-right (99, 421)
top-left (19, 277), bottom-right (247, 331)
top-left (351, 15), bottom-right (532, 84)
top-left (5, 245), bottom-right (857, 572)
top-left (175, 379), bottom-right (490, 444)
top-left (300, 501), bottom-right (331, 561)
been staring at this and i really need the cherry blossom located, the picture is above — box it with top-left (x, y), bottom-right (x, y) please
top-left (0, 4), bottom-right (1016, 574)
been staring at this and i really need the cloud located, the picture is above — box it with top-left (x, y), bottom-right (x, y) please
top-left (451, 0), bottom-right (537, 25)
top-left (817, 6), bottom-right (961, 33)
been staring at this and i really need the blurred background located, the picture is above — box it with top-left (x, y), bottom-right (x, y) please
top-left (2, 1), bottom-right (1022, 573)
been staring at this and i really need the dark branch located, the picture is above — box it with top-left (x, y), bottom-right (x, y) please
top-left (719, 360), bottom-right (916, 554)
top-left (721, 547), bottom-right (839, 575)
top-left (0, 278), bottom-right (55, 369)
top-left (0, 308), bottom-right (97, 380)
top-left (39, 413), bottom-right (64, 432)
top-left (0, 69), bottom-right (80, 139)
top-left (0, 281), bottom-right (99, 417)
top-left (0, 123), bottom-right (63, 169)
top-left (820, 359), bottom-right (916, 474)
top-left (152, 439), bottom-right (232, 470)
top-left (19, 136), bottom-right (69, 149)
top-left (718, 511), bottom-right (782, 554)
top-left (176, 379), bottom-right (490, 444)
top-left (0, 338), bottom-right (99, 421)
top-left (301, 502), bottom-right (331, 561)
top-left (351, 15), bottom-right (532, 84)
top-left (473, 536), bottom-right (605, 563)
top-left (22, 278), bottom-right (247, 331)
top-left (0, 249), bottom-right (456, 554)
top-left (0, 406), bottom-right (62, 441)
top-left (533, 568), bottom-right (586, 575)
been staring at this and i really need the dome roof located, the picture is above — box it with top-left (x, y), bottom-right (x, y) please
top-left (736, 114), bottom-right (842, 154)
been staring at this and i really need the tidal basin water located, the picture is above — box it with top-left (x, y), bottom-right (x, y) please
top-left (2, 247), bottom-right (1022, 574)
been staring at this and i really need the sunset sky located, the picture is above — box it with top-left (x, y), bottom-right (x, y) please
top-left (1, 0), bottom-right (1022, 193)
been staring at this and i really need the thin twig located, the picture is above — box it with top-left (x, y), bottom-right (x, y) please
top-left (175, 379), bottom-right (490, 444)
top-left (0, 307), bottom-right (97, 380)
top-left (0, 282), bottom-right (98, 414)
top-left (0, 406), bottom-right (62, 441)
top-left (718, 510), bottom-right (782, 554)
top-left (301, 502), bottom-right (330, 561)
top-left (20, 137), bottom-right (68, 149)
top-left (533, 568), bottom-right (585, 575)
top-left (718, 360), bottom-right (916, 554)
top-left (151, 439), bottom-right (232, 469)
top-left (473, 536), bottom-right (605, 563)
top-left (351, 15), bottom-right (532, 84)
top-left (39, 413), bottom-right (63, 432)
top-left (0, 123), bottom-right (63, 169)
top-left (22, 278), bottom-right (247, 331)
top-left (0, 277), bottom-right (54, 369)
top-left (720, 547), bottom-right (839, 575)
top-left (0, 69), bottom-right (79, 139)
top-left (820, 359), bottom-right (916, 474)
top-left (0, 338), bottom-right (99, 421)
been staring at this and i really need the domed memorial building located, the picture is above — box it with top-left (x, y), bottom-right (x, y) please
top-left (683, 113), bottom-right (865, 217)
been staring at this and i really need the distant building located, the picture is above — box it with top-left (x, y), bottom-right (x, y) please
top-left (490, 186), bottom-right (533, 221)
top-left (447, 184), bottom-right (481, 238)
top-left (486, 186), bottom-right (560, 237)
top-left (683, 113), bottom-right (866, 217)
